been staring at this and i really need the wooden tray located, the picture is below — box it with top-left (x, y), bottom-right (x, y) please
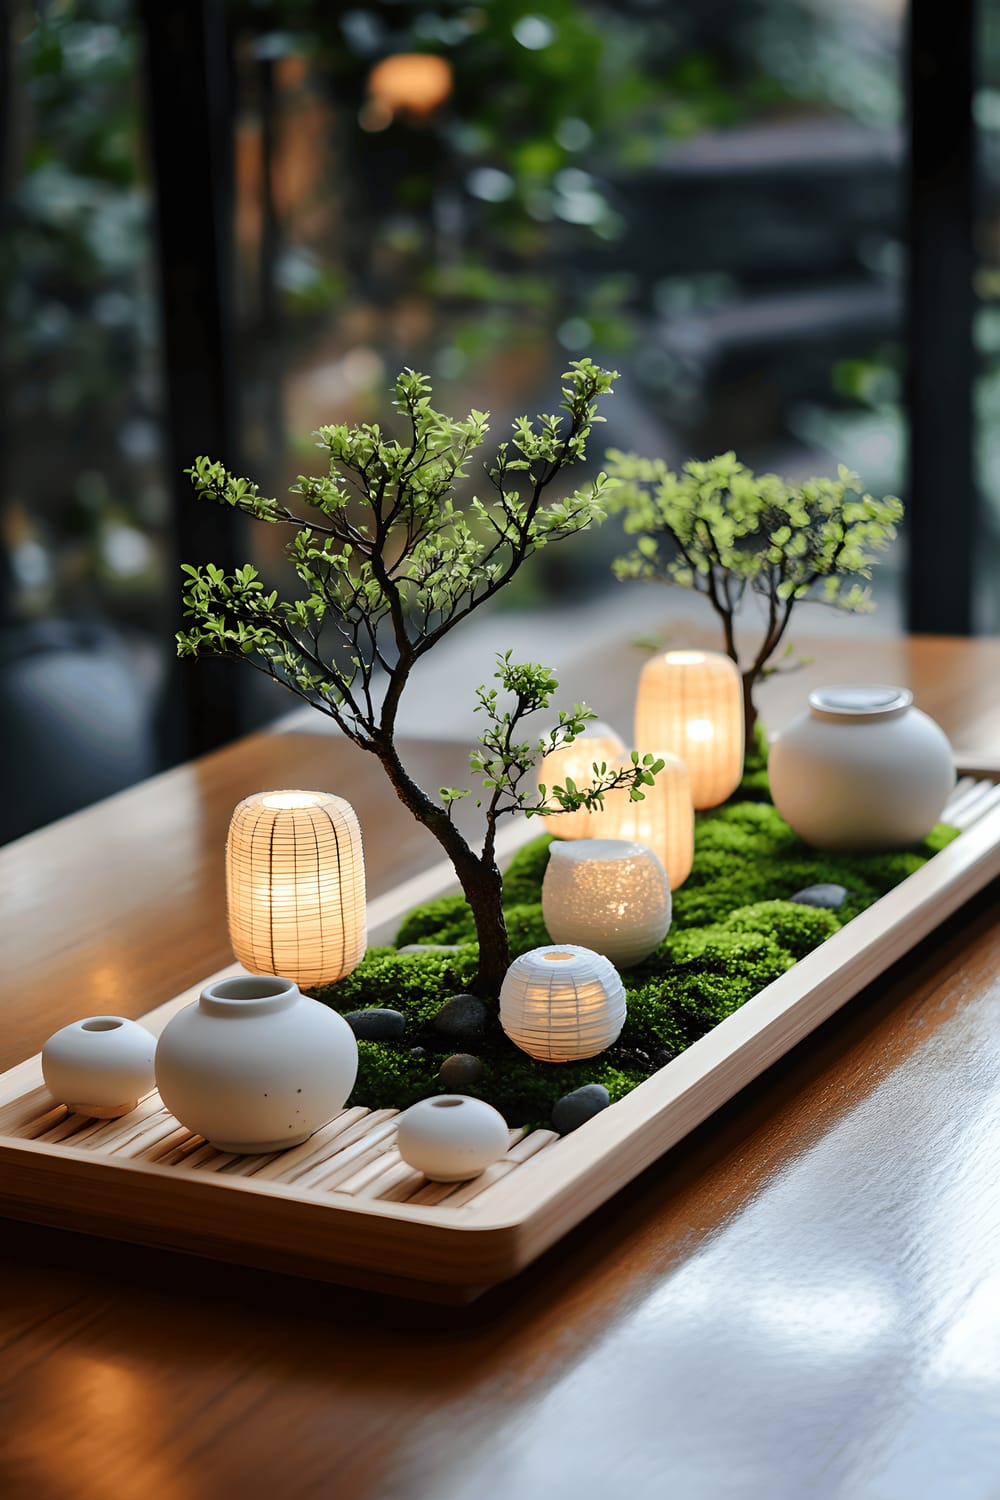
top-left (2, 764), bottom-right (1000, 1303)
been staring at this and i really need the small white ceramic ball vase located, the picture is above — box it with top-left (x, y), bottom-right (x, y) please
top-left (768, 685), bottom-right (955, 851)
top-left (396, 1095), bottom-right (509, 1182)
top-left (155, 974), bottom-right (358, 1153)
top-left (542, 839), bottom-right (672, 967)
top-left (42, 1016), bottom-right (156, 1117)
top-left (499, 944), bottom-right (627, 1062)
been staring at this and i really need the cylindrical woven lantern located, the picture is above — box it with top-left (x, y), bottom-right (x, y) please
top-left (580, 751), bottom-right (694, 890)
top-left (499, 943), bottom-right (626, 1063)
top-left (542, 838), bottom-right (671, 968)
top-left (538, 720), bottom-right (627, 839)
top-left (634, 650), bottom-right (744, 809)
top-left (226, 790), bottom-right (366, 989)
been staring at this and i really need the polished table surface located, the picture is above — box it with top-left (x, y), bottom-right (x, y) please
top-left (2, 633), bottom-right (1000, 1499)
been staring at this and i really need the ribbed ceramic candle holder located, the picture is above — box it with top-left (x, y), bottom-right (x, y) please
top-left (499, 944), bottom-right (626, 1062)
top-left (542, 838), bottom-right (671, 967)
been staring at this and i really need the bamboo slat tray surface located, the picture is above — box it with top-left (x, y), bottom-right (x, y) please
top-left (2, 764), bottom-right (1000, 1304)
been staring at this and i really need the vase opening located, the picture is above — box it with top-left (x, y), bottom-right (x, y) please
top-left (208, 975), bottom-right (296, 1002)
top-left (80, 1018), bottom-right (125, 1032)
top-left (542, 952), bottom-right (574, 963)
top-left (809, 685), bottom-right (912, 722)
top-left (199, 974), bottom-right (299, 1018)
top-left (431, 1098), bottom-right (464, 1109)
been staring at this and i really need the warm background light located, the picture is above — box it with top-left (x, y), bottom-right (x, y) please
top-left (499, 944), bottom-right (627, 1062)
top-left (538, 720), bottom-right (627, 839)
top-left (579, 751), bottom-right (693, 890)
top-left (226, 789), bottom-right (366, 988)
top-left (542, 839), bottom-right (671, 967)
top-left (365, 53), bottom-right (453, 124)
top-left (634, 650), bottom-right (744, 809)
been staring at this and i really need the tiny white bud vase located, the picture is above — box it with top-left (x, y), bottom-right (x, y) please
top-left (155, 974), bottom-right (358, 1153)
top-left (542, 838), bottom-right (672, 967)
top-left (42, 1016), bottom-right (156, 1118)
top-left (768, 686), bottom-right (955, 851)
top-left (396, 1096), bottom-right (509, 1182)
top-left (499, 943), bottom-right (627, 1062)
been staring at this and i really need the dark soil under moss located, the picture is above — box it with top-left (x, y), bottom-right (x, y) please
top-left (310, 760), bottom-right (957, 1128)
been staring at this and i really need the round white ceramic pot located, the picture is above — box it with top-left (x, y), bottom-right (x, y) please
top-left (42, 1015), bottom-right (156, 1117)
top-left (155, 974), bottom-right (358, 1153)
top-left (396, 1095), bottom-right (509, 1182)
top-left (768, 685), bottom-right (955, 851)
top-left (542, 838), bottom-right (672, 967)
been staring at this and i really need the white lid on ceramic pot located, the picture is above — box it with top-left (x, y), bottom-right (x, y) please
top-left (808, 685), bottom-right (913, 724)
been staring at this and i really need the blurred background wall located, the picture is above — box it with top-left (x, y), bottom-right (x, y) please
top-left (0, 0), bottom-right (988, 841)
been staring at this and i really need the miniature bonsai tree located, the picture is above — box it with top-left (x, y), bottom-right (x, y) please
top-left (177, 361), bottom-right (661, 998)
top-left (606, 450), bottom-right (903, 743)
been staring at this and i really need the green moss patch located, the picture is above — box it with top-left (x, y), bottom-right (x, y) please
top-left (311, 778), bottom-right (958, 1127)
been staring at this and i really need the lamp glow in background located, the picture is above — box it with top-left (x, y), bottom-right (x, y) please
top-left (537, 720), bottom-right (627, 839)
top-left (226, 789), bottom-right (366, 988)
top-left (634, 650), bottom-right (744, 809)
top-left (582, 751), bottom-right (694, 890)
top-left (362, 54), bottom-right (453, 131)
top-left (499, 944), bottom-right (626, 1062)
top-left (542, 839), bottom-right (671, 968)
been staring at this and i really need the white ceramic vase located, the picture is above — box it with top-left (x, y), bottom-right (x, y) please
top-left (542, 838), bottom-right (671, 967)
top-left (396, 1095), bottom-right (509, 1182)
top-left (155, 974), bottom-right (358, 1153)
top-left (768, 685), bottom-right (955, 851)
top-left (42, 1015), bottom-right (156, 1117)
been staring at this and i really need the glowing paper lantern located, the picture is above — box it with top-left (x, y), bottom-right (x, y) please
top-left (537, 720), bottom-right (627, 839)
top-left (499, 944), bottom-right (626, 1063)
top-left (583, 751), bottom-right (694, 890)
top-left (226, 790), bottom-right (366, 989)
top-left (542, 839), bottom-right (671, 968)
top-left (634, 649), bottom-right (744, 809)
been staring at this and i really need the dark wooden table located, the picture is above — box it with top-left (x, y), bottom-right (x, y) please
top-left (2, 633), bottom-right (1000, 1499)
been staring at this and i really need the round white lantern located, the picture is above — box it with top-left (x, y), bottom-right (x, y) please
top-left (499, 944), bottom-right (626, 1062)
top-left (537, 720), bottom-right (627, 839)
top-left (396, 1095), bottom-right (509, 1181)
top-left (542, 839), bottom-right (671, 968)
top-left (226, 789), bottom-right (366, 989)
top-left (579, 751), bottom-right (694, 890)
top-left (634, 649), bottom-right (744, 809)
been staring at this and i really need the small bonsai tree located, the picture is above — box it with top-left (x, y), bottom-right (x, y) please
top-left (606, 450), bottom-right (903, 743)
top-left (177, 361), bottom-right (661, 998)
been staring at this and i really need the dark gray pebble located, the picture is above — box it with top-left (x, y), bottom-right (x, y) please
top-left (409, 1047), bottom-right (427, 1060)
top-left (789, 883), bottom-right (848, 910)
top-left (438, 1052), bottom-right (483, 1088)
top-left (551, 1083), bottom-right (611, 1135)
top-left (433, 993), bottom-right (489, 1043)
top-left (343, 1008), bottom-right (405, 1042)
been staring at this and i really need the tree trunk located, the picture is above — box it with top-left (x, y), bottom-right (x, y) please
top-left (373, 738), bottom-right (511, 1000)
top-left (454, 854), bottom-right (511, 1000)
top-left (741, 669), bottom-right (758, 756)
